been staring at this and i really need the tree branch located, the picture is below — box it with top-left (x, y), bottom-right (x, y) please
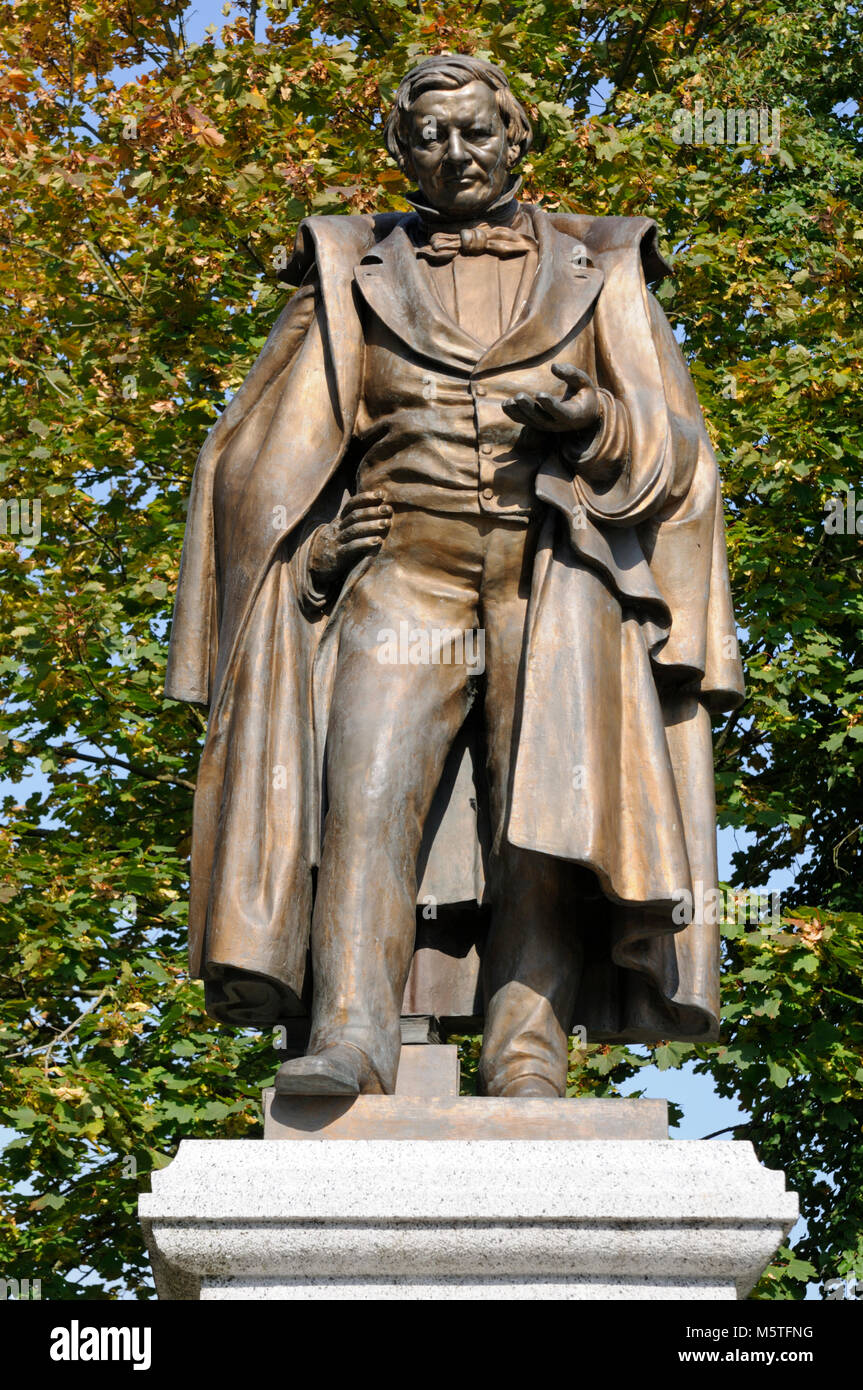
top-left (45, 743), bottom-right (196, 792)
top-left (700, 1123), bottom-right (751, 1140)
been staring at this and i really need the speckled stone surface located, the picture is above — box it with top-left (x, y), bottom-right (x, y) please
top-left (139, 1138), bottom-right (798, 1301)
top-left (198, 1277), bottom-right (734, 1301)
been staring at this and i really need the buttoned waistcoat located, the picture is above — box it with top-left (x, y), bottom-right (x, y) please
top-left (350, 210), bottom-right (625, 518)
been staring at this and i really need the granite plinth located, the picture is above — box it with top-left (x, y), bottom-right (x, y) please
top-left (139, 1137), bottom-right (798, 1301)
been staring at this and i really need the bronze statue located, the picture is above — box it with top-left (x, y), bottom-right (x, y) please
top-left (165, 54), bottom-right (744, 1098)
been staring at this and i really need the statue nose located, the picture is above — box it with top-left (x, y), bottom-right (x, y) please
top-left (445, 131), bottom-right (468, 164)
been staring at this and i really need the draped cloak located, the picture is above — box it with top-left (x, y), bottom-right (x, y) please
top-left (165, 204), bottom-right (745, 1041)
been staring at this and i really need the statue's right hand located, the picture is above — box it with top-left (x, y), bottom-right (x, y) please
top-left (308, 492), bottom-right (393, 592)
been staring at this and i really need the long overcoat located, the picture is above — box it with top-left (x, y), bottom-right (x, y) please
top-left (165, 203), bottom-right (745, 1040)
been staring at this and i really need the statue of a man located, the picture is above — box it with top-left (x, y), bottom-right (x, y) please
top-left (165, 54), bottom-right (744, 1098)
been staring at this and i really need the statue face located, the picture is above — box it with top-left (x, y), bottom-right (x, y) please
top-left (405, 80), bottom-right (519, 218)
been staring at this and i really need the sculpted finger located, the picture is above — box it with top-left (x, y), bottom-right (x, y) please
top-left (339, 503), bottom-right (391, 529)
top-left (342, 491), bottom-right (388, 517)
top-left (514, 398), bottom-right (561, 429)
top-left (533, 393), bottom-right (578, 425)
top-left (551, 364), bottom-right (594, 391)
top-left (342, 535), bottom-right (385, 556)
top-left (341, 518), bottom-right (391, 542)
top-left (504, 393), bottom-right (540, 421)
top-left (501, 399), bottom-right (534, 426)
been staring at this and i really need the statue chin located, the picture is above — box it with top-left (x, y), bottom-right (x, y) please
top-left (417, 177), bottom-right (514, 221)
top-left (435, 188), bottom-right (496, 216)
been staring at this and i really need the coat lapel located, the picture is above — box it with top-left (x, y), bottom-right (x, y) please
top-left (352, 205), bottom-right (605, 377)
top-left (353, 222), bottom-right (483, 373)
top-left (475, 206), bottom-right (604, 373)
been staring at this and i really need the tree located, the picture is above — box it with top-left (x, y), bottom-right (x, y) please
top-left (1, 0), bottom-right (860, 1298)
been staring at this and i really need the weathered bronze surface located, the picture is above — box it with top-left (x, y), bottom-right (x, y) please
top-left (262, 1093), bottom-right (669, 1141)
top-left (391, 1044), bottom-right (462, 1098)
top-left (263, 1043), bottom-right (667, 1136)
top-left (166, 55), bottom-right (744, 1099)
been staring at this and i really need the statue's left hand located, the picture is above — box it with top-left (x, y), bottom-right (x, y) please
top-left (501, 364), bottom-right (601, 435)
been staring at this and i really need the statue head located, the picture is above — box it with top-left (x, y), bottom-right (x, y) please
top-left (383, 54), bottom-right (533, 219)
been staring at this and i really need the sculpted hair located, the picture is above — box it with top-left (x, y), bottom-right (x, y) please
top-left (383, 54), bottom-right (533, 172)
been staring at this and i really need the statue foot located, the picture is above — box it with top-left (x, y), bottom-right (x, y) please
top-left (496, 1074), bottom-right (561, 1099)
top-left (274, 1043), bottom-right (374, 1096)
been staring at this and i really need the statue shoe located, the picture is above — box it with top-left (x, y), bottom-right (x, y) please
top-left (274, 1042), bottom-right (378, 1096)
top-left (496, 1074), bottom-right (561, 1099)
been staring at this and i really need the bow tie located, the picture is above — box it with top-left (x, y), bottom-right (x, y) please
top-left (415, 223), bottom-right (536, 264)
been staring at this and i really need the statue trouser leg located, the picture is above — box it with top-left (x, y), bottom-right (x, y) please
top-left (306, 510), bottom-right (483, 1092)
top-left (478, 862), bottom-right (584, 1096)
top-left (476, 519), bottom-right (584, 1098)
top-left (302, 507), bottom-right (581, 1096)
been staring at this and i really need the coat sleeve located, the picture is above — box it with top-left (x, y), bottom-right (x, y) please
top-left (641, 292), bottom-right (746, 710)
top-left (559, 389), bottom-right (631, 482)
top-left (535, 226), bottom-right (744, 709)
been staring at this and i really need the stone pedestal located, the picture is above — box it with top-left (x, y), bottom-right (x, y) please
top-left (140, 1047), bottom-right (797, 1301)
